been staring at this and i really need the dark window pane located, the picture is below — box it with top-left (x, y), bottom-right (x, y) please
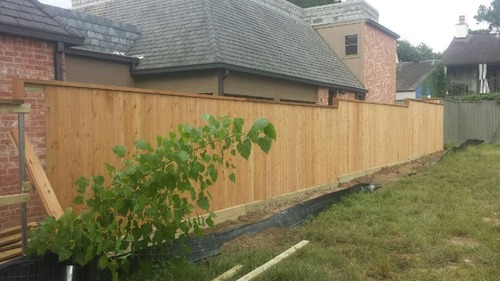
top-left (346, 45), bottom-right (357, 55)
top-left (345, 34), bottom-right (358, 55)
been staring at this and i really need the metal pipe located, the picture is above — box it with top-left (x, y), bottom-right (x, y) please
top-left (18, 112), bottom-right (28, 254)
top-left (218, 69), bottom-right (230, 96)
top-left (54, 42), bottom-right (64, 81)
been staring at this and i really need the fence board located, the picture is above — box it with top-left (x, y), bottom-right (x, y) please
top-left (442, 100), bottom-right (500, 144)
top-left (32, 80), bottom-right (444, 213)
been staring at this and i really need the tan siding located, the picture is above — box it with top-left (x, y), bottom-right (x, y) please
top-left (315, 21), bottom-right (365, 83)
top-left (134, 70), bottom-right (218, 95)
top-left (224, 71), bottom-right (317, 103)
top-left (65, 55), bottom-right (135, 87)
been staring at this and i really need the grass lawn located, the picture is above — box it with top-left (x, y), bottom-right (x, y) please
top-left (126, 144), bottom-right (500, 280)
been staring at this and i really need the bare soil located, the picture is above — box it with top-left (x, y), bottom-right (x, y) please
top-left (208, 151), bottom-right (446, 248)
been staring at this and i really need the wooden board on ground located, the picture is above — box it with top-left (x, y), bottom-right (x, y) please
top-left (0, 222), bottom-right (38, 263)
top-left (9, 130), bottom-right (63, 219)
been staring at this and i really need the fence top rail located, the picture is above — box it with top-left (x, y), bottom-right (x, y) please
top-left (17, 78), bottom-right (442, 109)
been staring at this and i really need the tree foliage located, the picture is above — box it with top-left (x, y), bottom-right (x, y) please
top-left (286, 0), bottom-right (341, 8)
top-left (423, 62), bottom-right (447, 98)
top-left (397, 39), bottom-right (441, 62)
top-left (475, 0), bottom-right (500, 31)
top-left (28, 115), bottom-right (276, 280)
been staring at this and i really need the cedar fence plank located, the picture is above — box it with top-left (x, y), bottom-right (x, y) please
top-left (9, 130), bottom-right (64, 219)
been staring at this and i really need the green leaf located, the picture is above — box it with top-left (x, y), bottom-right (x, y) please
top-left (73, 196), bottom-right (84, 205)
top-left (232, 118), bottom-right (244, 135)
top-left (257, 137), bottom-right (272, 153)
top-left (105, 163), bottom-right (115, 174)
top-left (135, 139), bottom-right (148, 150)
top-left (253, 118), bottom-right (271, 131)
top-left (197, 196), bottom-right (209, 210)
top-left (112, 145), bottom-right (127, 158)
top-left (264, 123), bottom-right (277, 140)
top-left (229, 173), bottom-right (236, 183)
top-left (177, 151), bottom-right (190, 162)
top-left (237, 138), bottom-right (252, 160)
top-left (75, 177), bottom-right (89, 194)
top-left (205, 216), bottom-right (214, 228)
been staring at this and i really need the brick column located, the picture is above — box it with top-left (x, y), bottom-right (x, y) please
top-left (0, 35), bottom-right (54, 229)
top-left (316, 87), bottom-right (329, 105)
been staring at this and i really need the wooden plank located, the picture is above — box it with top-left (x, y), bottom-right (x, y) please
top-left (237, 240), bottom-right (310, 281)
top-left (0, 103), bottom-right (30, 113)
top-left (0, 193), bottom-right (31, 207)
top-left (0, 233), bottom-right (21, 248)
top-left (9, 130), bottom-right (64, 219)
top-left (0, 240), bottom-right (22, 252)
top-left (0, 248), bottom-right (22, 263)
top-left (0, 222), bottom-right (38, 238)
top-left (212, 265), bottom-right (242, 281)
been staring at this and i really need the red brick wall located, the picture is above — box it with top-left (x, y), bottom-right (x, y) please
top-left (0, 34), bottom-right (54, 229)
top-left (316, 87), bottom-right (329, 105)
top-left (364, 24), bottom-right (397, 103)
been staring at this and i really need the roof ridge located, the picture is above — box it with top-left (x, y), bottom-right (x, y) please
top-left (204, 0), bottom-right (223, 63)
top-left (29, 0), bottom-right (79, 38)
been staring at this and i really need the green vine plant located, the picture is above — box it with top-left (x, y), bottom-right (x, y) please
top-left (28, 115), bottom-right (276, 280)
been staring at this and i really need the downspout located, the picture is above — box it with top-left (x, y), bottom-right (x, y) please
top-left (218, 69), bottom-right (230, 96)
top-left (54, 42), bottom-right (64, 81)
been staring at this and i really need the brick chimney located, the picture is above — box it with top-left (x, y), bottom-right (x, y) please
top-left (71, 0), bottom-right (113, 9)
top-left (455, 15), bottom-right (469, 38)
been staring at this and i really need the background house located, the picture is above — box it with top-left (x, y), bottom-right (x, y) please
top-left (442, 16), bottom-right (500, 95)
top-left (396, 60), bottom-right (437, 102)
top-left (306, 1), bottom-right (399, 103)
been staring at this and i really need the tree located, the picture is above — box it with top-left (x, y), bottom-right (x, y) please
top-left (397, 39), bottom-right (440, 62)
top-left (475, 0), bottom-right (500, 31)
top-left (286, 0), bottom-right (341, 8)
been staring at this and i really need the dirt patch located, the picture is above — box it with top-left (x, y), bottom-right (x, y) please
top-left (449, 237), bottom-right (479, 247)
top-left (482, 217), bottom-right (500, 226)
top-left (220, 227), bottom-right (295, 253)
top-left (205, 151), bottom-right (445, 247)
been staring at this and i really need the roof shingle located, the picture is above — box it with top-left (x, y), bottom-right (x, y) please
top-left (396, 60), bottom-right (436, 92)
top-left (442, 34), bottom-right (500, 66)
top-left (77, 0), bottom-right (365, 91)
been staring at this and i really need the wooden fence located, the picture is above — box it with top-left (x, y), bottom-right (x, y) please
top-left (26, 80), bottom-right (443, 214)
top-left (442, 99), bottom-right (500, 144)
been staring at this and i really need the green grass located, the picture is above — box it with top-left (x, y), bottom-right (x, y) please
top-left (125, 144), bottom-right (500, 281)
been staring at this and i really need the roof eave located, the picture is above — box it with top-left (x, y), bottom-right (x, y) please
top-left (132, 63), bottom-right (367, 93)
top-left (66, 48), bottom-right (140, 63)
top-left (366, 19), bottom-right (400, 39)
top-left (0, 23), bottom-right (84, 46)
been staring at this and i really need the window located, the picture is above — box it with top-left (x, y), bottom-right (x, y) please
top-left (345, 34), bottom-right (358, 56)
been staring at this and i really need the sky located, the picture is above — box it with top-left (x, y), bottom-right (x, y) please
top-left (39, 0), bottom-right (492, 53)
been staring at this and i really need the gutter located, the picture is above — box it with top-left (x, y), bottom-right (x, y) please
top-left (54, 42), bottom-right (64, 81)
top-left (218, 69), bottom-right (230, 96)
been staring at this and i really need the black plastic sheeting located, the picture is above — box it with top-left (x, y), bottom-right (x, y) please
top-left (0, 182), bottom-right (380, 280)
top-left (179, 182), bottom-right (381, 262)
top-left (452, 139), bottom-right (484, 152)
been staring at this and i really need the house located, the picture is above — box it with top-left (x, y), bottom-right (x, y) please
top-left (442, 16), bottom-right (500, 95)
top-left (396, 60), bottom-right (437, 102)
top-left (305, 1), bottom-right (400, 103)
top-left (66, 0), bottom-right (366, 105)
top-left (0, 0), bottom-right (84, 229)
top-left (68, 0), bottom-right (399, 104)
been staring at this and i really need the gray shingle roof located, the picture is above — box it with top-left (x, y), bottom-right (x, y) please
top-left (42, 4), bottom-right (140, 54)
top-left (0, 0), bottom-right (82, 44)
top-left (77, 0), bottom-right (365, 91)
top-left (442, 34), bottom-right (500, 66)
top-left (396, 60), bottom-right (436, 92)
